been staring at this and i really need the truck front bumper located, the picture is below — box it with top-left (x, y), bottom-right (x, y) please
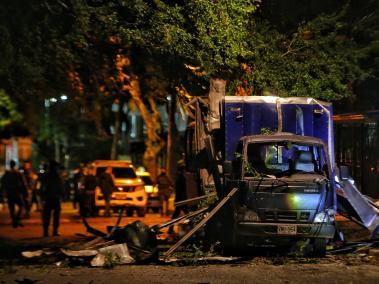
top-left (236, 222), bottom-right (335, 239)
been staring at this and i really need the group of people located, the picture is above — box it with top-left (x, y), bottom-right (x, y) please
top-left (1, 160), bottom-right (64, 237)
top-left (72, 166), bottom-right (115, 218)
top-left (1, 159), bottom-right (190, 237)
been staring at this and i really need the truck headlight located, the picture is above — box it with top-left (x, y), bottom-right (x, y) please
top-left (314, 209), bottom-right (335, 223)
top-left (244, 211), bottom-right (260, 222)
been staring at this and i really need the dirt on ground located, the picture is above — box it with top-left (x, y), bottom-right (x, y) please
top-left (1, 234), bottom-right (379, 284)
top-left (1, 256), bottom-right (379, 284)
top-left (0, 205), bottom-right (378, 283)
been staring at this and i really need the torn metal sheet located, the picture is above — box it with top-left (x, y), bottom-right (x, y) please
top-left (61, 249), bottom-right (98, 257)
top-left (22, 250), bottom-right (44, 258)
top-left (22, 249), bottom-right (54, 258)
top-left (338, 179), bottom-right (379, 238)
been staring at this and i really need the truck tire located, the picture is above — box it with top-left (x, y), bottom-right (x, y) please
top-left (126, 209), bottom-right (134, 217)
top-left (152, 208), bottom-right (160, 214)
top-left (312, 238), bottom-right (327, 257)
top-left (137, 208), bottom-right (146, 217)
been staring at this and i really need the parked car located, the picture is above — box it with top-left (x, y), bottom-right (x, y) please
top-left (92, 160), bottom-right (147, 217)
top-left (136, 170), bottom-right (161, 213)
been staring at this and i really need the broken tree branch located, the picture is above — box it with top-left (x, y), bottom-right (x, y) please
top-left (164, 187), bottom-right (238, 258)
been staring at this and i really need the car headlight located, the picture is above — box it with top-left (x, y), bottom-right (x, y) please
top-left (144, 185), bottom-right (154, 193)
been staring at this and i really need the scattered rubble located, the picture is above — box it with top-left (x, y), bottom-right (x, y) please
top-left (19, 195), bottom-right (379, 269)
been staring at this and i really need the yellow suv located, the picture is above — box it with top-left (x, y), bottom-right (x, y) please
top-left (136, 170), bottom-right (161, 213)
top-left (92, 160), bottom-right (147, 217)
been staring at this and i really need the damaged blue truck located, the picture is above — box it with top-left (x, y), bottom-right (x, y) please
top-left (183, 96), bottom-right (379, 257)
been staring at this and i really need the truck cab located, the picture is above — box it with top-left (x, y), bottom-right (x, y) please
top-left (227, 133), bottom-right (335, 255)
top-left (186, 96), bottom-right (337, 255)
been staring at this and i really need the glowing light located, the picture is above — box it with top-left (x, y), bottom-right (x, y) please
top-left (50, 98), bottom-right (57, 103)
top-left (144, 185), bottom-right (153, 193)
top-left (60, 95), bottom-right (68, 101)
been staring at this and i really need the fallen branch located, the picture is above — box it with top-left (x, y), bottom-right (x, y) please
top-left (164, 188), bottom-right (238, 258)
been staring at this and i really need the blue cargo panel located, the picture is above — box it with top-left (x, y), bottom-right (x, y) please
top-left (224, 97), bottom-right (278, 161)
top-left (224, 96), bottom-right (334, 165)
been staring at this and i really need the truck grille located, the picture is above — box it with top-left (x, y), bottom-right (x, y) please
top-left (277, 211), bottom-right (297, 221)
top-left (115, 186), bottom-right (135, 192)
top-left (262, 211), bottom-right (310, 222)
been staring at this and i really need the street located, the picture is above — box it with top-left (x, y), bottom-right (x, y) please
top-left (0, 202), bottom-right (170, 241)
top-left (0, 203), bottom-right (379, 284)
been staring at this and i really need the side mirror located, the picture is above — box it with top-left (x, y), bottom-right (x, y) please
top-left (339, 165), bottom-right (350, 180)
top-left (223, 161), bottom-right (232, 176)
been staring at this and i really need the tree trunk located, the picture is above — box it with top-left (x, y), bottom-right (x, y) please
top-left (128, 78), bottom-right (164, 181)
top-left (200, 77), bottom-right (226, 188)
top-left (111, 99), bottom-right (122, 160)
top-left (166, 94), bottom-right (177, 182)
top-left (208, 78), bottom-right (226, 131)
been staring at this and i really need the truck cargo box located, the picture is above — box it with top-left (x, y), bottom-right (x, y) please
top-left (223, 96), bottom-right (334, 165)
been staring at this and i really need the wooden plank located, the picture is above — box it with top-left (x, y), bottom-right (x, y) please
top-left (174, 193), bottom-right (216, 207)
top-left (164, 187), bottom-right (238, 258)
top-left (152, 207), bottom-right (209, 232)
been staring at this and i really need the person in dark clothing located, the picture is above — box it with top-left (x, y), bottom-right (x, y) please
top-left (1, 160), bottom-right (28, 228)
top-left (40, 160), bottom-right (64, 237)
top-left (82, 166), bottom-right (98, 217)
top-left (99, 166), bottom-right (114, 217)
top-left (156, 168), bottom-right (173, 216)
top-left (72, 167), bottom-right (84, 210)
top-left (21, 161), bottom-right (34, 216)
top-left (168, 165), bottom-right (189, 234)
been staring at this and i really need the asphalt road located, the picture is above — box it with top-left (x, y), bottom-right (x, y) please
top-left (0, 202), bottom-right (171, 241)
top-left (1, 202), bottom-right (379, 284)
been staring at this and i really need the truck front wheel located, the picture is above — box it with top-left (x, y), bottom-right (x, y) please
top-left (126, 209), bottom-right (134, 217)
top-left (312, 238), bottom-right (327, 257)
top-left (137, 207), bottom-right (146, 217)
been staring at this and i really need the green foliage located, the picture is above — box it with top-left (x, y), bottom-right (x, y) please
top-left (103, 252), bottom-right (121, 269)
top-left (138, 0), bottom-right (261, 78)
top-left (260, 128), bottom-right (276, 135)
top-left (0, 89), bottom-right (22, 127)
top-left (229, 17), bottom-right (363, 100)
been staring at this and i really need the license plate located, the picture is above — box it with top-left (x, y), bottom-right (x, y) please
top-left (114, 193), bottom-right (128, 200)
top-left (277, 224), bottom-right (297, 235)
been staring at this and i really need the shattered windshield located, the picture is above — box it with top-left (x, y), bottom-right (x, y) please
top-left (244, 141), bottom-right (327, 177)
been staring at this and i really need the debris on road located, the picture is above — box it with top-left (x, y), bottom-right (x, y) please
top-left (90, 243), bottom-right (134, 267)
top-left (60, 248), bottom-right (98, 257)
top-left (21, 249), bottom-right (54, 258)
top-left (19, 195), bottom-right (379, 269)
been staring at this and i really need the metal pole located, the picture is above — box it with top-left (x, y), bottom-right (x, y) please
top-left (164, 187), bottom-right (238, 258)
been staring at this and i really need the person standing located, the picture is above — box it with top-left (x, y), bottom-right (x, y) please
top-left (40, 160), bottom-right (64, 237)
top-left (82, 166), bottom-right (98, 217)
top-left (1, 160), bottom-right (28, 228)
top-left (156, 168), bottom-right (173, 217)
top-left (72, 166), bottom-right (84, 210)
top-left (20, 161), bottom-right (33, 218)
top-left (168, 165), bottom-right (189, 234)
top-left (99, 166), bottom-right (115, 217)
